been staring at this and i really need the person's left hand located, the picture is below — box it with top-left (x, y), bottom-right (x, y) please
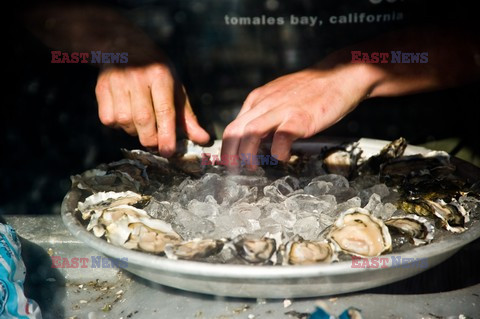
top-left (221, 63), bottom-right (384, 168)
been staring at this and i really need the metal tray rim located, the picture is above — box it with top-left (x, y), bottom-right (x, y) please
top-left (61, 138), bottom-right (480, 280)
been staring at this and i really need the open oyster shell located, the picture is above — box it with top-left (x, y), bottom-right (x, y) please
top-left (400, 197), bottom-right (469, 233)
top-left (385, 214), bottom-right (435, 246)
top-left (327, 208), bottom-right (392, 257)
top-left (78, 192), bottom-right (181, 254)
top-left (233, 233), bottom-right (280, 264)
top-left (164, 238), bottom-right (225, 260)
top-left (282, 235), bottom-right (337, 265)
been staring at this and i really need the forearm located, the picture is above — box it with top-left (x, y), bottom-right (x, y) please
top-left (318, 25), bottom-right (480, 98)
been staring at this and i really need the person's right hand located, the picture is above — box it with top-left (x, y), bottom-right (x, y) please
top-left (95, 63), bottom-right (210, 157)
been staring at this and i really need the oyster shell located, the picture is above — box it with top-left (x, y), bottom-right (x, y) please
top-left (380, 151), bottom-right (456, 187)
top-left (121, 149), bottom-right (169, 168)
top-left (165, 238), bottom-right (225, 260)
top-left (327, 208), bottom-right (392, 257)
top-left (400, 197), bottom-right (469, 233)
top-left (282, 235), bottom-right (337, 265)
top-left (125, 222), bottom-right (181, 254)
top-left (385, 214), bottom-right (435, 246)
top-left (233, 234), bottom-right (278, 264)
top-left (322, 143), bottom-right (362, 179)
top-left (100, 205), bottom-right (182, 252)
top-left (359, 137), bottom-right (407, 175)
top-left (78, 191), bottom-right (148, 220)
top-left (78, 192), bottom-right (181, 254)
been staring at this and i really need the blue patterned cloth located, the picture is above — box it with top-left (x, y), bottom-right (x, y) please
top-left (309, 306), bottom-right (363, 319)
top-left (0, 223), bottom-right (42, 319)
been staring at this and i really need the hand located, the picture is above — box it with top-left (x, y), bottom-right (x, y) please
top-left (221, 63), bottom-right (384, 168)
top-left (95, 63), bottom-right (210, 157)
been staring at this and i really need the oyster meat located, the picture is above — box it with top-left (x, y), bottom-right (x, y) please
top-left (322, 143), bottom-right (362, 179)
top-left (78, 192), bottom-right (182, 254)
top-left (400, 197), bottom-right (469, 233)
top-left (78, 191), bottom-right (148, 220)
top-left (165, 238), bottom-right (225, 260)
top-left (385, 214), bottom-right (435, 246)
top-left (328, 208), bottom-right (392, 257)
top-left (283, 235), bottom-right (337, 265)
top-left (233, 234), bottom-right (278, 264)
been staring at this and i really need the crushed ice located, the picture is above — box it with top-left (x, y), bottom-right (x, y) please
top-left (143, 172), bottom-right (401, 241)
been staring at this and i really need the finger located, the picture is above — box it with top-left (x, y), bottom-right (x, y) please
top-left (237, 111), bottom-right (286, 169)
top-left (271, 128), bottom-right (301, 163)
top-left (237, 88), bottom-right (261, 117)
top-left (151, 76), bottom-right (176, 157)
top-left (176, 87), bottom-right (210, 145)
top-left (221, 99), bottom-right (276, 161)
top-left (271, 110), bottom-right (315, 162)
top-left (237, 82), bottom-right (285, 117)
top-left (95, 72), bottom-right (115, 127)
top-left (110, 70), bottom-right (137, 135)
top-left (130, 77), bottom-right (158, 148)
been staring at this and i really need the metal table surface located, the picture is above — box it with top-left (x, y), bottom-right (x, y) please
top-left (3, 215), bottom-right (479, 319)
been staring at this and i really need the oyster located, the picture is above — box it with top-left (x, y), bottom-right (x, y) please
top-left (322, 143), bottom-right (362, 179)
top-left (78, 191), bottom-right (148, 220)
top-left (282, 235), bottom-right (337, 265)
top-left (385, 214), bottom-right (435, 246)
top-left (328, 208), bottom-right (392, 257)
top-left (78, 192), bottom-right (182, 254)
top-left (400, 197), bottom-right (469, 233)
top-left (100, 205), bottom-right (182, 252)
top-left (359, 137), bottom-right (407, 175)
top-left (121, 149), bottom-right (169, 168)
top-left (233, 234), bottom-right (278, 264)
top-left (380, 151), bottom-right (456, 187)
top-left (71, 167), bottom-right (144, 193)
top-left (125, 223), bottom-right (181, 254)
top-left (169, 154), bottom-right (204, 176)
top-left (165, 238), bottom-right (225, 260)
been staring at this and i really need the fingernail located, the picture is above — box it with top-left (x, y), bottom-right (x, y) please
top-left (159, 145), bottom-right (174, 158)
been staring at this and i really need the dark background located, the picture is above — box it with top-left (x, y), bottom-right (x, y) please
top-left (3, 0), bottom-right (479, 215)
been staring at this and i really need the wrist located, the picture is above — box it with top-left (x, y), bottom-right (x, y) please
top-left (316, 50), bottom-right (388, 100)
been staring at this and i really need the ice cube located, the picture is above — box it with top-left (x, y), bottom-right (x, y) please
top-left (229, 202), bottom-right (262, 220)
top-left (359, 184), bottom-right (390, 205)
top-left (143, 199), bottom-right (175, 222)
top-left (263, 185), bottom-right (287, 202)
top-left (187, 199), bottom-right (220, 218)
top-left (328, 187), bottom-right (358, 203)
top-left (270, 207), bottom-right (297, 229)
top-left (230, 227), bottom-right (248, 238)
top-left (362, 194), bottom-right (397, 220)
top-left (315, 195), bottom-right (337, 214)
top-left (271, 176), bottom-right (300, 196)
top-left (378, 203), bottom-right (397, 220)
top-left (172, 204), bottom-right (215, 239)
top-left (246, 219), bottom-right (261, 232)
top-left (312, 174), bottom-right (349, 189)
top-left (363, 193), bottom-right (383, 212)
top-left (293, 216), bottom-right (320, 240)
top-left (285, 194), bottom-right (320, 212)
top-left (257, 223), bottom-right (283, 236)
top-left (225, 175), bottom-right (269, 187)
top-left (304, 180), bottom-right (332, 196)
top-left (331, 196), bottom-right (362, 216)
top-left (350, 175), bottom-right (381, 191)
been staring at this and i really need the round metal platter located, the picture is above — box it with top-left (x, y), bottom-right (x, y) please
top-left (61, 138), bottom-right (480, 298)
